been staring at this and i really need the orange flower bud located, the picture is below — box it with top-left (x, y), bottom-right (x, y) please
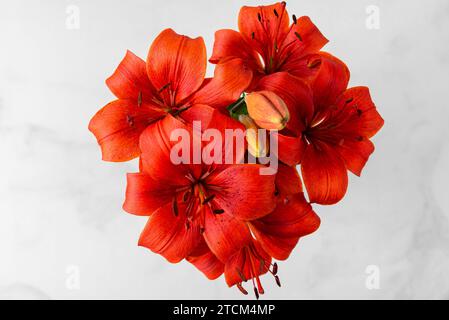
top-left (245, 91), bottom-right (290, 130)
top-left (238, 115), bottom-right (269, 158)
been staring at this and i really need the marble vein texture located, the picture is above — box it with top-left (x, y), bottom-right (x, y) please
top-left (0, 0), bottom-right (448, 299)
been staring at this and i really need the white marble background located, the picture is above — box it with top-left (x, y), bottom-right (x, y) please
top-left (0, 0), bottom-right (448, 299)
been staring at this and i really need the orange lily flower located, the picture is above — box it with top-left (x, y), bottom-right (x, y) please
top-left (88, 28), bottom-right (251, 162)
top-left (258, 53), bottom-right (384, 204)
top-left (209, 2), bottom-right (328, 91)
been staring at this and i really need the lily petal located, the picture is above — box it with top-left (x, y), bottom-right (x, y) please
top-left (210, 29), bottom-right (260, 68)
top-left (138, 201), bottom-right (202, 263)
top-left (88, 99), bottom-right (166, 162)
top-left (281, 16), bottom-right (328, 63)
top-left (106, 50), bottom-right (155, 101)
top-left (336, 86), bottom-right (384, 139)
top-left (274, 132), bottom-right (306, 166)
top-left (139, 114), bottom-right (201, 185)
top-left (336, 140), bottom-right (375, 177)
top-left (203, 207), bottom-right (252, 262)
top-left (207, 164), bottom-right (276, 221)
top-left (187, 240), bottom-right (224, 280)
top-left (301, 142), bottom-right (348, 204)
top-left (238, 3), bottom-right (290, 54)
top-left (275, 163), bottom-right (303, 196)
top-left (250, 193), bottom-right (320, 260)
top-left (191, 59), bottom-right (253, 109)
top-left (312, 52), bottom-right (350, 114)
top-left (123, 173), bottom-right (177, 216)
top-left (147, 28), bottom-right (207, 106)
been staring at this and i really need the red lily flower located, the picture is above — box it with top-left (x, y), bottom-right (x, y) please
top-left (88, 28), bottom-right (252, 162)
top-left (209, 2), bottom-right (328, 91)
top-left (224, 164), bottom-right (320, 298)
top-left (208, 2), bottom-right (326, 165)
top-left (123, 106), bottom-right (277, 264)
top-left (258, 53), bottom-right (384, 204)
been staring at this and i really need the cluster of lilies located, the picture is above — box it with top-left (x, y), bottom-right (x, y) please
top-left (89, 2), bottom-right (383, 298)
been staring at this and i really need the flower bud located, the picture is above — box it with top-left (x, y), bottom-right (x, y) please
top-left (238, 114), bottom-right (269, 158)
top-left (245, 91), bottom-right (290, 130)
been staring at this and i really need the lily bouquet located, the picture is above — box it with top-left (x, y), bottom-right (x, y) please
top-left (89, 2), bottom-right (383, 298)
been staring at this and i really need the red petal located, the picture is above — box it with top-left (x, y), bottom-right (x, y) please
top-left (274, 132), bottom-right (306, 166)
top-left (181, 104), bottom-right (247, 166)
top-left (336, 86), bottom-right (384, 139)
top-left (146, 29), bottom-right (206, 106)
top-left (250, 193), bottom-right (320, 260)
top-left (88, 99), bottom-right (166, 162)
top-left (209, 29), bottom-right (261, 69)
top-left (187, 241), bottom-right (224, 280)
top-left (336, 139), bottom-right (375, 177)
top-left (278, 53), bottom-right (322, 83)
top-left (312, 52), bottom-right (350, 114)
top-left (191, 59), bottom-right (253, 109)
top-left (275, 163), bottom-right (303, 196)
top-left (138, 201), bottom-right (202, 263)
top-left (238, 3), bottom-right (290, 55)
top-left (224, 240), bottom-right (271, 287)
top-left (106, 50), bottom-right (156, 101)
top-left (301, 142), bottom-right (348, 204)
top-left (280, 16), bottom-right (328, 63)
top-left (207, 165), bottom-right (276, 221)
top-left (123, 173), bottom-right (177, 216)
top-left (139, 114), bottom-right (201, 185)
top-left (203, 207), bottom-right (252, 262)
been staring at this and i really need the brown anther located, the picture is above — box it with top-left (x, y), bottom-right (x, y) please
top-left (275, 275), bottom-right (281, 287)
top-left (274, 9), bottom-right (279, 17)
top-left (357, 109), bottom-right (363, 116)
top-left (158, 82), bottom-right (171, 93)
top-left (292, 14), bottom-right (297, 24)
top-left (356, 136), bottom-right (364, 142)
top-left (137, 91), bottom-right (142, 106)
top-left (182, 190), bottom-right (191, 203)
top-left (346, 97), bottom-right (354, 104)
top-left (213, 209), bottom-right (225, 214)
top-left (257, 13), bottom-right (262, 22)
top-left (294, 31), bottom-right (302, 41)
top-left (237, 283), bottom-right (248, 295)
top-left (251, 32), bottom-right (255, 39)
top-left (172, 198), bottom-right (179, 216)
top-left (274, 188), bottom-right (280, 196)
top-left (272, 262), bottom-right (278, 275)
top-left (254, 287), bottom-right (260, 300)
top-left (202, 194), bottom-right (215, 205)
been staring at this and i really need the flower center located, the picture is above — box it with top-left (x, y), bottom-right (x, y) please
top-left (173, 171), bottom-right (224, 233)
top-left (251, 4), bottom-right (303, 74)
